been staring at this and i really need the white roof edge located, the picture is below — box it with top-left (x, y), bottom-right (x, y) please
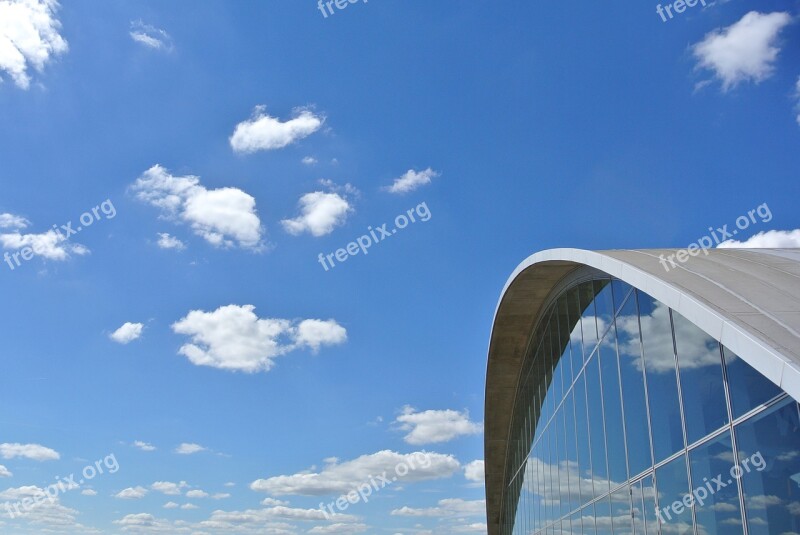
top-left (494, 248), bottom-right (800, 403)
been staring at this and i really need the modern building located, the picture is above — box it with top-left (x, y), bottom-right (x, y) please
top-left (485, 248), bottom-right (800, 535)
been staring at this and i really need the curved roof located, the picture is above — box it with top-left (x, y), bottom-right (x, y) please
top-left (485, 248), bottom-right (800, 535)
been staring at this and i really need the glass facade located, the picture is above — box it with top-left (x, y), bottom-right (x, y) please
top-left (502, 275), bottom-right (795, 535)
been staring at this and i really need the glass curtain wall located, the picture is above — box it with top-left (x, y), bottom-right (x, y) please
top-left (502, 275), bottom-right (797, 535)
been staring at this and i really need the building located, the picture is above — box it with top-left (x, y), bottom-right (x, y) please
top-left (485, 248), bottom-right (800, 535)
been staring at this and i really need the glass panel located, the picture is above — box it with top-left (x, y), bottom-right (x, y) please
top-left (723, 346), bottom-right (783, 420)
top-left (654, 453), bottom-right (693, 535)
top-left (640, 475), bottom-right (658, 535)
top-left (616, 292), bottom-right (653, 478)
top-left (553, 403), bottom-right (565, 519)
top-left (595, 495), bottom-right (613, 535)
top-left (574, 372), bottom-right (592, 507)
top-left (567, 286), bottom-right (585, 380)
top-left (582, 502), bottom-right (596, 535)
top-left (599, 325), bottom-right (628, 486)
top-left (580, 281), bottom-right (599, 355)
top-left (571, 510), bottom-right (583, 535)
top-left (638, 291), bottom-right (684, 462)
top-left (558, 294), bottom-right (574, 388)
top-left (736, 399), bottom-right (800, 535)
top-left (689, 430), bottom-right (744, 535)
top-left (611, 485), bottom-right (633, 535)
top-left (673, 310), bottom-right (728, 445)
top-left (564, 389), bottom-right (580, 513)
top-left (612, 279), bottom-right (633, 317)
top-left (631, 479), bottom-right (646, 535)
top-left (586, 353), bottom-right (609, 498)
top-left (593, 279), bottom-right (615, 341)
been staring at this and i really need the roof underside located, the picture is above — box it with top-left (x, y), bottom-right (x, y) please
top-left (485, 248), bottom-right (800, 535)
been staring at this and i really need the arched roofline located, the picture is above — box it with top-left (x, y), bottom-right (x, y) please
top-left (485, 248), bottom-right (800, 534)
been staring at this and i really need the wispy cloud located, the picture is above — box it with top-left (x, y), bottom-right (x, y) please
top-left (385, 168), bottom-right (439, 194)
top-left (129, 20), bottom-right (172, 51)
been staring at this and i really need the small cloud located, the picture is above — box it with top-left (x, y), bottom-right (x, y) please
top-left (261, 497), bottom-right (288, 506)
top-left (281, 189), bottom-right (353, 237)
top-left (212, 493), bottom-right (231, 499)
top-left (110, 322), bottom-right (144, 344)
top-left (157, 232), bottom-right (186, 250)
top-left (385, 168), bottom-right (439, 194)
top-left (174, 443), bottom-right (207, 455)
top-left (81, 489), bottom-right (97, 496)
top-left (230, 106), bottom-right (324, 154)
top-left (151, 481), bottom-right (188, 495)
top-left (129, 21), bottom-right (173, 51)
top-left (132, 440), bottom-right (156, 452)
top-left (0, 443), bottom-right (60, 461)
top-left (394, 406), bottom-right (483, 445)
top-left (224, 482), bottom-right (235, 487)
top-left (180, 503), bottom-right (198, 510)
top-left (0, 464), bottom-right (12, 477)
top-left (163, 501), bottom-right (179, 509)
top-left (302, 156), bottom-right (318, 165)
top-left (115, 486), bottom-right (148, 499)
top-left (185, 489), bottom-right (209, 499)
top-left (692, 11), bottom-right (793, 91)
top-left (717, 229), bottom-right (800, 248)
top-left (0, 213), bottom-right (29, 230)
top-left (464, 460), bottom-right (485, 483)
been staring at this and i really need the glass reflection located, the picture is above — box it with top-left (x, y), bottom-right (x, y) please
top-left (689, 431), bottom-right (744, 535)
top-left (723, 346), bottom-right (783, 419)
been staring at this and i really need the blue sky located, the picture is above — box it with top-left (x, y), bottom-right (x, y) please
top-left (1, 0), bottom-right (799, 533)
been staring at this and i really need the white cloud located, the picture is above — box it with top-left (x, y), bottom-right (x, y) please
top-left (0, 225), bottom-right (89, 261)
top-left (395, 407), bottom-right (483, 445)
top-left (391, 498), bottom-right (486, 517)
top-left (385, 168), bottom-right (439, 194)
top-left (180, 503), bottom-right (198, 510)
top-left (281, 191), bottom-right (352, 237)
top-left (115, 486), bottom-right (149, 499)
top-left (692, 11), bottom-right (793, 91)
top-left (230, 106), bottom-right (324, 153)
top-left (186, 489), bottom-right (208, 499)
top-left (133, 440), bottom-right (156, 451)
top-left (157, 232), bottom-right (186, 250)
top-left (0, 442), bottom-right (59, 461)
top-left (110, 322), bottom-right (144, 344)
top-left (717, 229), bottom-right (800, 248)
top-left (261, 497), bottom-right (288, 506)
top-left (212, 492), bottom-right (231, 499)
top-left (206, 505), bottom-right (358, 524)
top-left (131, 165), bottom-right (264, 250)
top-left (81, 488), bottom-right (97, 496)
top-left (302, 156), bottom-right (318, 165)
top-left (0, 213), bottom-right (29, 229)
top-left (0, 464), bottom-right (11, 477)
top-left (151, 481), bottom-right (189, 495)
top-left (0, 485), bottom-right (81, 527)
top-left (174, 443), bottom-right (207, 455)
top-left (308, 524), bottom-right (369, 534)
top-left (172, 304), bottom-right (347, 373)
top-left (250, 450), bottom-right (461, 496)
top-left (464, 460), bottom-right (484, 483)
top-left (0, 0), bottom-right (67, 89)
top-left (129, 20), bottom-right (172, 51)
top-left (163, 501), bottom-right (179, 509)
